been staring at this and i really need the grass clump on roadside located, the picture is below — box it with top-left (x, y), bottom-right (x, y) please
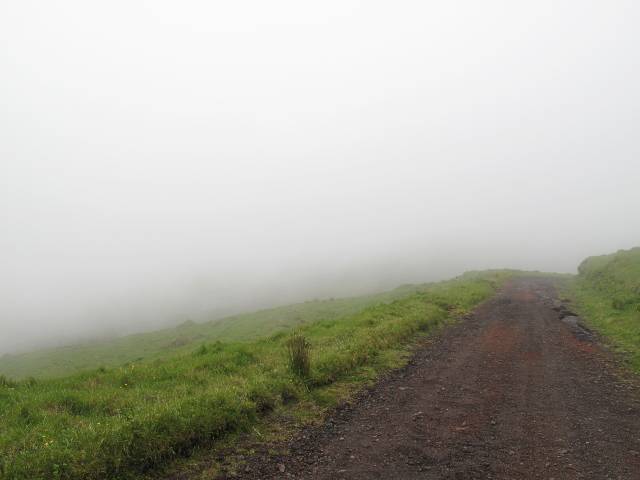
top-left (569, 247), bottom-right (640, 371)
top-left (286, 333), bottom-right (311, 379)
top-left (0, 271), bottom-right (513, 480)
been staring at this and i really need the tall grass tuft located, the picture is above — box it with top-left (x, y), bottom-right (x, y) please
top-left (286, 332), bottom-right (311, 378)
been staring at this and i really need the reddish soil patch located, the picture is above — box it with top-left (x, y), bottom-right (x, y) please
top-left (479, 322), bottom-right (519, 354)
top-left (220, 278), bottom-right (640, 479)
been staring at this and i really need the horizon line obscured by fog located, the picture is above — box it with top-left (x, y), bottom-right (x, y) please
top-left (2, 1), bottom-right (639, 355)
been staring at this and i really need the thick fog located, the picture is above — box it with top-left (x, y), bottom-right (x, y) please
top-left (1, 1), bottom-right (639, 354)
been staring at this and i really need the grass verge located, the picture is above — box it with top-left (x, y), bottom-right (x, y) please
top-left (568, 247), bottom-right (640, 372)
top-left (0, 270), bottom-right (512, 480)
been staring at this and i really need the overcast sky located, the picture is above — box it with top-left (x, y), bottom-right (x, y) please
top-left (1, 1), bottom-right (639, 354)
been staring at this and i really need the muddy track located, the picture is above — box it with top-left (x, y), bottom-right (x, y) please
top-left (228, 278), bottom-right (640, 479)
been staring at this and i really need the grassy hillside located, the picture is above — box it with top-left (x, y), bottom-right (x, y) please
top-left (570, 247), bottom-right (640, 370)
top-left (0, 271), bottom-right (512, 480)
top-left (0, 284), bottom-right (428, 380)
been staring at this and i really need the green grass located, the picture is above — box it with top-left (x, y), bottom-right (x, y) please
top-left (0, 270), bottom-right (513, 480)
top-left (569, 247), bottom-right (640, 371)
top-left (0, 284), bottom-right (431, 380)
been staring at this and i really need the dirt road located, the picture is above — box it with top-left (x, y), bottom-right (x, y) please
top-left (233, 278), bottom-right (640, 479)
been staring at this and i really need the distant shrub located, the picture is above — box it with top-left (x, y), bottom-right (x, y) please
top-left (286, 333), bottom-right (311, 378)
top-left (0, 375), bottom-right (17, 388)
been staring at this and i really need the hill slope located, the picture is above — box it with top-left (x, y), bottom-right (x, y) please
top-left (0, 271), bottom-right (512, 480)
top-left (571, 247), bottom-right (640, 369)
top-left (0, 284), bottom-right (434, 379)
